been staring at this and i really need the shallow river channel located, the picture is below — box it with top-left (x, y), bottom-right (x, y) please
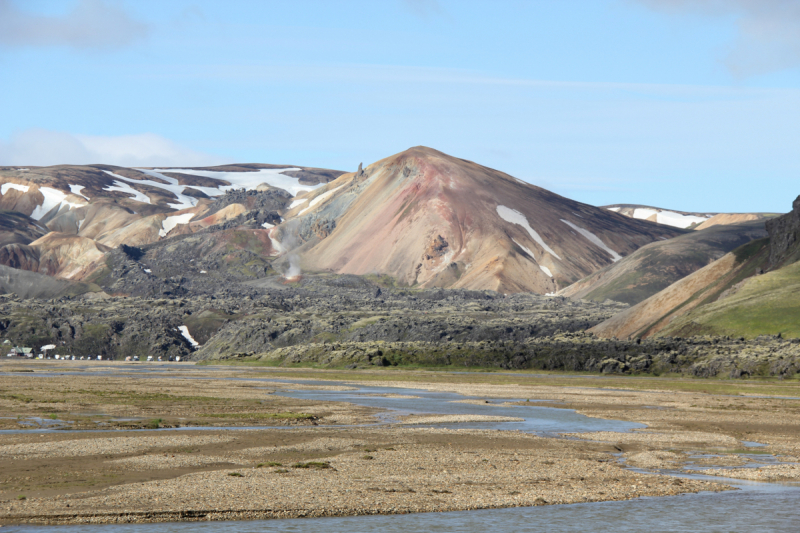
top-left (4, 368), bottom-right (800, 532)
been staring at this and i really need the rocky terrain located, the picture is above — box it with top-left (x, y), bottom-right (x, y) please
top-left (0, 274), bottom-right (626, 362)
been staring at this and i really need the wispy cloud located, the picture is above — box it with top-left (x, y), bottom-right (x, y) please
top-left (635, 0), bottom-right (800, 77)
top-left (0, 0), bottom-right (148, 50)
top-left (0, 130), bottom-right (226, 167)
top-left (402, 0), bottom-right (442, 18)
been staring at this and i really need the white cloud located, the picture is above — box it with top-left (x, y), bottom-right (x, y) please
top-left (0, 129), bottom-right (227, 167)
top-left (0, 0), bottom-right (148, 50)
top-left (635, 0), bottom-right (800, 76)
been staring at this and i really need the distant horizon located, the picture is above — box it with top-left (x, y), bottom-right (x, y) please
top-left (2, 0), bottom-right (799, 213)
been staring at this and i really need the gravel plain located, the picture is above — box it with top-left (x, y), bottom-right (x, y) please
top-left (3, 361), bottom-right (800, 525)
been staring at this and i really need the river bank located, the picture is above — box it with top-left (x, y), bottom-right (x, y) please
top-left (2, 361), bottom-right (798, 525)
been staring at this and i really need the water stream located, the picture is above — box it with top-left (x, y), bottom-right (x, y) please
top-left (2, 366), bottom-right (798, 531)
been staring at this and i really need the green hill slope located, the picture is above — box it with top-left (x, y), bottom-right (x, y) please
top-left (660, 257), bottom-right (800, 339)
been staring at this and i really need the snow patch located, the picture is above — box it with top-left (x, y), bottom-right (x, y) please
top-left (560, 219), bottom-right (622, 262)
top-left (69, 184), bottom-right (89, 200)
top-left (103, 175), bottom-right (152, 204)
top-left (289, 198), bottom-right (308, 209)
top-left (111, 170), bottom-right (198, 210)
top-left (178, 326), bottom-right (200, 348)
top-left (632, 208), bottom-right (658, 220)
top-left (261, 221), bottom-right (275, 229)
top-left (607, 207), bottom-right (621, 212)
top-left (539, 265), bottom-right (553, 277)
top-left (512, 238), bottom-right (537, 260)
top-left (152, 168), bottom-right (322, 198)
top-left (30, 187), bottom-right (86, 220)
top-left (159, 213), bottom-right (194, 237)
top-left (630, 206), bottom-right (711, 229)
top-left (143, 269), bottom-right (151, 273)
top-left (496, 205), bottom-right (561, 260)
top-left (200, 270), bottom-right (207, 274)
top-left (656, 210), bottom-right (709, 229)
top-left (1, 183), bottom-right (29, 195)
top-left (298, 184), bottom-right (345, 216)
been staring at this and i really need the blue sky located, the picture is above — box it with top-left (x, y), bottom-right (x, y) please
top-left (1, 0), bottom-right (799, 213)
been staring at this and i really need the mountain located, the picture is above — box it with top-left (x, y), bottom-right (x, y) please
top-left (591, 195), bottom-right (800, 339)
top-left (277, 147), bottom-right (684, 294)
top-left (0, 149), bottom-right (684, 296)
top-left (0, 163), bottom-right (343, 284)
top-left (557, 220), bottom-right (768, 305)
top-left (604, 204), bottom-right (770, 230)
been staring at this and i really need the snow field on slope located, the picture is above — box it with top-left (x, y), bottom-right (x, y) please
top-left (511, 237), bottom-right (553, 277)
top-left (512, 238), bottom-right (537, 260)
top-left (298, 183), bottom-right (346, 216)
top-left (289, 198), bottom-right (308, 209)
top-left (102, 172), bottom-right (153, 205)
top-left (1, 183), bottom-right (30, 195)
top-left (69, 184), bottom-right (90, 200)
top-left (153, 168), bottom-right (321, 198)
top-left (127, 170), bottom-right (200, 210)
top-left (159, 213), bottom-right (195, 237)
top-left (656, 210), bottom-right (709, 228)
top-left (496, 205), bottom-right (562, 261)
top-left (631, 207), bottom-right (710, 229)
top-left (560, 219), bottom-right (622, 262)
top-left (178, 326), bottom-right (200, 348)
top-left (30, 187), bottom-right (87, 220)
top-left (632, 208), bottom-right (658, 220)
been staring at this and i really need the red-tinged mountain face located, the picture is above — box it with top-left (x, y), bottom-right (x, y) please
top-left (284, 147), bottom-right (684, 293)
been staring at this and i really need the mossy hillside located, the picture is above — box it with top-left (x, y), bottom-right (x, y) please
top-left (662, 259), bottom-right (800, 340)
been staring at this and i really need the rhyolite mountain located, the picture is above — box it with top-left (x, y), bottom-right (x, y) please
top-left (557, 220), bottom-right (768, 305)
top-left (0, 163), bottom-right (342, 287)
top-left (0, 147), bottom-right (683, 295)
top-left (604, 204), bottom-right (769, 230)
top-left (277, 147), bottom-right (683, 293)
top-left (591, 195), bottom-right (800, 340)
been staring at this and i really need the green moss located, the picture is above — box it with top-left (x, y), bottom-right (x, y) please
top-left (662, 258), bottom-right (800, 339)
top-left (204, 412), bottom-right (315, 420)
top-left (292, 461), bottom-right (332, 469)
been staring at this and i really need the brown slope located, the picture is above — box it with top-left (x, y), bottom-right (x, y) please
top-left (694, 213), bottom-right (766, 231)
top-left (593, 195), bottom-right (800, 340)
top-left (558, 221), bottom-right (768, 305)
top-left (285, 147), bottom-right (683, 294)
top-left (590, 238), bottom-right (770, 339)
top-left (0, 210), bottom-right (48, 247)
